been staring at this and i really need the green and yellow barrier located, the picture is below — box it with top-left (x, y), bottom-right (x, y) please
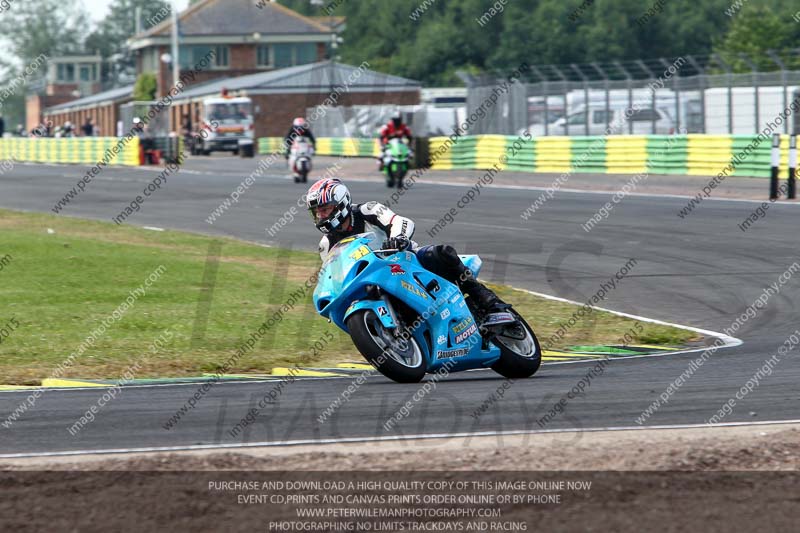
top-left (427, 134), bottom-right (791, 178)
top-left (258, 137), bottom-right (286, 154)
top-left (256, 134), bottom-right (792, 179)
top-left (0, 137), bottom-right (141, 166)
top-left (258, 137), bottom-right (380, 157)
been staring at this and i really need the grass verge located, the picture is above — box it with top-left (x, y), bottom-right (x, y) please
top-left (0, 209), bottom-right (698, 384)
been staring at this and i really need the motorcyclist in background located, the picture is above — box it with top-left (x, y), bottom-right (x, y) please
top-left (378, 111), bottom-right (413, 171)
top-left (284, 117), bottom-right (316, 159)
top-left (306, 178), bottom-right (508, 319)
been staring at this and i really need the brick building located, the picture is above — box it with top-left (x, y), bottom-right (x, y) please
top-left (39, 0), bottom-right (419, 140)
top-left (128, 0), bottom-right (337, 98)
top-left (26, 55), bottom-right (104, 132)
top-left (42, 85), bottom-right (134, 137)
top-left (40, 0), bottom-right (338, 134)
top-left (170, 61), bottom-right (421, 139)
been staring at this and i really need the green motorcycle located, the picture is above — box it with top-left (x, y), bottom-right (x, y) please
top-left (382, 138), bottom-right (412, 188)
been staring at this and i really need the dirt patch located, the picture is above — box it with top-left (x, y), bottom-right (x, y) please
top-left (1, 424), bottom-right (798, 531)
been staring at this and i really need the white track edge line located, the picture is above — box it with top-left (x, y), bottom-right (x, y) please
top-left (508, 285), bottom-right (742, 348)
top-left (2, 418), bottom-right (798, 459)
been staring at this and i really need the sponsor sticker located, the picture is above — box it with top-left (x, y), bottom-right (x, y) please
top-left (437, 335), bottom-right (447, 345)
top-left (389, 264), bottom-right (405, 275)
top-left (437, 348), bottom-right (469, 358)
top-left (400, 279), bottom-right (428, 299)
top-left (440, 308), bottom-right (450, 319)
top-left (455, 323), bottom-right (478, 344)
top-left (349, 245), bottom-right (370, 260)
top-left (378, 306), bottom-right (388, 316)
top-left (452, 317), bottom-right (473, 334)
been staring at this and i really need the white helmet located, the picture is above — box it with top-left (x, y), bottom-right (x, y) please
top-left (306, 178), bottom-right (352, 234)
top-left (293, 117), bottom-right (307, 128)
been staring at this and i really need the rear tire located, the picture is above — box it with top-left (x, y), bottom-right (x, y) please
top-left (490, 310), bottom-right (542, 379)
top-left (346, 310), bottom-right (426, 383)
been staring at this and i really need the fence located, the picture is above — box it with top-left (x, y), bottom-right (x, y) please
top-left (119, 102), bottom-right (172, 136)
top-left (463, 59), bottom-right (800, 137)
top-left (306, 104), bottom-right (464, 139)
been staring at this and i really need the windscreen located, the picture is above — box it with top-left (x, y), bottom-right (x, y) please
top-left (322, 232), bottom-right (380, 269)
top-left (207, 103), bottom-right (253, 123)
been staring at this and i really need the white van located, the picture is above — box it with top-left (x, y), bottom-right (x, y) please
top-left (193, 96), bottom-right (255, 155)
top-left (548, 104), bottom-right (676, 136)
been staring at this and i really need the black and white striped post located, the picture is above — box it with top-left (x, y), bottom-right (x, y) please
top-left (770, 133), bottom-right (781, 200)
top-left (789, 134), bottom-right (797, 200)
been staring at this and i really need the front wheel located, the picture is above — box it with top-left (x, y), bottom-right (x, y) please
top-left (346, 310), bottom-right (426, 383)
top-left (490, 310), bottom-right (542, 379)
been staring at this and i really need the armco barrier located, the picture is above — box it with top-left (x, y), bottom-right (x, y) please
top-left (428, 134), bottom-right (793, 178)
top-left (0, 137), bottom-right (141, 166)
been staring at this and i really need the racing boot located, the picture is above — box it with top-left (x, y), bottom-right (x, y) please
top-left (458, 269), bottom-right (509, 316)
top-left (417, 244), bottom-right (515, 326)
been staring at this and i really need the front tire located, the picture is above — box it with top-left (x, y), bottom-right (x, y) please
top-left (490, 310), bottom-right (542, 379)
top-left (346, 310), bottom-right (426, 383)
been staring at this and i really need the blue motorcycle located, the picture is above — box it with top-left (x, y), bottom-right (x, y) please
top-left (313, 232), bottom-right (541, 383)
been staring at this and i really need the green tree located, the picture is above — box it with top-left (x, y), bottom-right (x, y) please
top-left (713, 4), bottom-right (798, 72)
top-left (0, 0), bottom-right (84, 73)
top-left (0, 0), bottom-right (85, 127)
top-left (85, 0), bottom-right (171, 59)
top-left (201, 0), bottom-right (800, 83)
top-left (133, 72), bottom-right (157, 101)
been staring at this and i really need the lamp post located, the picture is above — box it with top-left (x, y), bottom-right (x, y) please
top-left (170, 0), bottom-right (180, 88)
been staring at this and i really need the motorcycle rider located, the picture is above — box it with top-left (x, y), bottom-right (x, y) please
top-left (378, 111), bottom-right (413, 171)
top-left (284, 117), bottom-right (316, 159)
top-left (306, 178), bottom-right (507, 319)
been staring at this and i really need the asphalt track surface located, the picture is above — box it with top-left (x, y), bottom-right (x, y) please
top-left (1, 155), bottom-right (799, 456)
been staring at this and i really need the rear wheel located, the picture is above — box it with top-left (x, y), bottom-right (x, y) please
top-left (397, 165), bottom-right (407, 188)
top-left (346, 309), bottom-right (426, 383)
top-left (490, 310), bottom-right (541, 379)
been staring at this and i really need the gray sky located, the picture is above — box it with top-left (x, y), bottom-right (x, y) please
top-left (84, 0), bottom-right (190, 24)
